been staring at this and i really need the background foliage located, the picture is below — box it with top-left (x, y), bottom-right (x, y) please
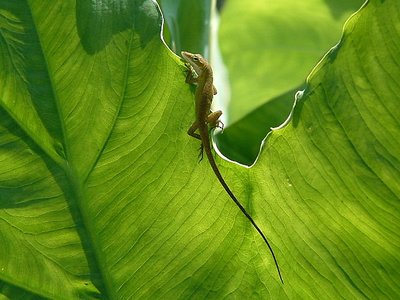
top-left (216, 0), bottom-right (365, 164)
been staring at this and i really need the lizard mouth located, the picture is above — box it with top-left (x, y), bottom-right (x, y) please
top-left (181, 51), bottom-right (201, 75)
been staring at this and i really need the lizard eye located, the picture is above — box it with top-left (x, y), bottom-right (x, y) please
top-left (192, 56), bottom-right (199, 61)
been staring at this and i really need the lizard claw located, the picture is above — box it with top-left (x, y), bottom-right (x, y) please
top-left (197, 144), bottom-right (204, 162)
top-left (216, 120), bottom-right (224, 132)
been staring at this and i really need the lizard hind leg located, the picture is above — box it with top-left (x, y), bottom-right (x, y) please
top-left (207, 110), bottom-right (224, 131)
top-left (187, 121), bottom-right (201, 140)
top-left (187, 120), bottom-right (204, 161)
top-left (198, 143), bottom-right (204, 162)
top-left (207, 110), bottom-right (223, 125)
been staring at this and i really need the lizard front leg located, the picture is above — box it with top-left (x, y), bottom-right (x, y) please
top-left (185, 64), bottom-right (198, 85)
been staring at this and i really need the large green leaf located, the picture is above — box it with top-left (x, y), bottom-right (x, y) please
top-left (0, 0), bottom-right (399, 299)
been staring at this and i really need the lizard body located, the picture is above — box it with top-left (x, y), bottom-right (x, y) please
top-left (181, 51), bottom-right (283, 283)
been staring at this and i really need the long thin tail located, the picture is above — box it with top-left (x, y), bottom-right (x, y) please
top-left (203, 139), bottom-right (284, 284)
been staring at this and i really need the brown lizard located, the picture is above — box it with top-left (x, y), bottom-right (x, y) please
top-left (181, 51), bottom-right (283, 283)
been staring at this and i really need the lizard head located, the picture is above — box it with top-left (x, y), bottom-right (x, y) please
top-left (181, 51), bottom-right (207, 75)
